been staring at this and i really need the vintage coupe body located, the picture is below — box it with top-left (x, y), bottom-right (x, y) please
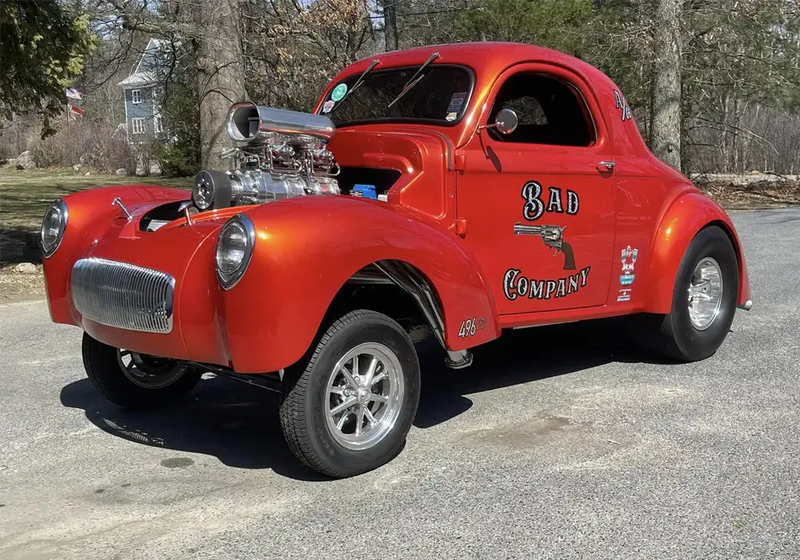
top-left (42, 43), bottom-right (751, 477)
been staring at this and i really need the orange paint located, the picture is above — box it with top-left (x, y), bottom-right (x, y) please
top-left (43, 43), bottom-right (750, 373)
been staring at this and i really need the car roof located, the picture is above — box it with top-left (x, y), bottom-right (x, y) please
top-left (347, 42), bottom-right (605, 83)
top-left (325, 42), bottom-right (651, 157)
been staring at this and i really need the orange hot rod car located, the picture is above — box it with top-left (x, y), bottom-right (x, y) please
top-left (42, 43), bottom-right (751, 477)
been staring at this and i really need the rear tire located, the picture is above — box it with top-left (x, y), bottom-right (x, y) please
top-left (630, 226), bottom-right (739, 361)
top-left (280, 310), bottom-right (421, 478)
top-left (82, 333), bottom-right (200, 409)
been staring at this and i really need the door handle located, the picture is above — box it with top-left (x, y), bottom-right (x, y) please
top-left (597, 161), bottom-right (616, 173)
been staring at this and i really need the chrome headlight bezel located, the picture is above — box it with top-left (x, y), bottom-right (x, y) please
top-left (41, 199), bottom-right (68, 258)
top-left (215, 214), bottom-right (255, 290)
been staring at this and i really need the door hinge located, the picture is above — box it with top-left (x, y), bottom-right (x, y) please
top-left (454, 151), bottom-right (466, 172)
top-left (451, 218), bottom-right (467, 236)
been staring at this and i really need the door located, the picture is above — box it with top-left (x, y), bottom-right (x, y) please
top-left (457, 65), bottom-right (616, 316)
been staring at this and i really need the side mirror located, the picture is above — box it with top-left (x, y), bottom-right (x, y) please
top-left (494, 108), bottom-right (518, 134)
top-left (478, 108), bottom-right (519, 136)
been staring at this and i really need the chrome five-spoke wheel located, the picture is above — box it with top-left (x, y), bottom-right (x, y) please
top-left (687, 257), bottom-right (723, 331)
top-left (325, 342), bottom-right (405, 450)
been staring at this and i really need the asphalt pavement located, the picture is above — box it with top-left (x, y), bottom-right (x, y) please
top-left (1, 209), bottom-right (798, 560)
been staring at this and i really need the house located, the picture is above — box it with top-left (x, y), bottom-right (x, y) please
top-left (118, 38), bottom-right (170, 143)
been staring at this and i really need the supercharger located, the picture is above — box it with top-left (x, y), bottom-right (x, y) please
top-left (192, 102), bottom-right (341, 211)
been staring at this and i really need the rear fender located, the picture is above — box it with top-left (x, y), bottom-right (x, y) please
top-left (221, 196), bottom-right (500, 373)
top-left (644, 191), bottom-right (751, 313)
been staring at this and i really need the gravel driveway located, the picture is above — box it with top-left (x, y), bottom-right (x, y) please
top-left (0, 209), bottom-right (798, 560)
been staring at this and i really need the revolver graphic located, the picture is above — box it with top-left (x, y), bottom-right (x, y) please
top-left (513, 223), bottom-right (576, 270)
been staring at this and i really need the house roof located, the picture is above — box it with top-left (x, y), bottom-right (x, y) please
top-left (118, 38), bottom-right (168, 88)
top-left (118, 72), bottom-right (157, 87)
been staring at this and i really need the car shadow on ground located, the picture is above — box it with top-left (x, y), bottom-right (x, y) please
top-left (0, 224), bottom-right (42, 265)
top-left (412, 317), bottom-right (672, 428)
top-left (60, 317), bottom-right (671, 480)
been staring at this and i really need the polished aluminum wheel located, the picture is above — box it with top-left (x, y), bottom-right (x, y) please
top-left (324, 342), bottom-right (405, 450)
top-left (687, 257), bottom-right (724, 330)
top-left (116, 349), bottom-right (185, 389)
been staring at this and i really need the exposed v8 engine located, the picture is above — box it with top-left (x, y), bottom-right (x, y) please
top-left (192, 102), bottom-right (340, 211)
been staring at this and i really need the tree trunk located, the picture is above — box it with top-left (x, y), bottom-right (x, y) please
top-left (194, 0), bottom-right (245, 169)
top-left (382, 1), bottom-right (399, 51)
top-left (649, 0), bottom-right (682, 171)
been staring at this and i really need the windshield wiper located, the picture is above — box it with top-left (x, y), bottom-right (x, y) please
top-left (330, 58), bottom-right (380, 114)
top-left (387, 51), bottom-right (440, 108)
top-left (346, 58), bottom-right (380, 98)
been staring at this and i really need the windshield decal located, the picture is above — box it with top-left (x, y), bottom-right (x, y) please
top-left (331, 83), bottom-right (348, 102)
top-left (447, 92), bottom-right (467, 114)
top-left (322, 100), bottom-right (335, 114)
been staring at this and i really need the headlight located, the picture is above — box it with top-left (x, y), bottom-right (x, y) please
top-left (41, 199), bottom-right (68, 257)
top-left (215, 215), bottom-right (255, 289)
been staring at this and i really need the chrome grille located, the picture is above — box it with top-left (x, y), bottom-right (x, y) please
top-left (71, 258), bottom-right (175, 334)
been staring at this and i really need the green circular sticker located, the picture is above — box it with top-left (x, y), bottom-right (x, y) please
top-left (331, 83), bottom-right (348, 102)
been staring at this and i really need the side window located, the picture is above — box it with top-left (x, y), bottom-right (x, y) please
top-left (487, 73), bottom-right (595, 147)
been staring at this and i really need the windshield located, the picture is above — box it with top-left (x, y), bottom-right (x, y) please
top-left (318, 65), bottom-right (473, 127)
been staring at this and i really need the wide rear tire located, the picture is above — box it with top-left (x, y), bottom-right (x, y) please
top-left (630, 226), bottom-right (739, 362)
top-left (279, 310), bottom-right (421, 478)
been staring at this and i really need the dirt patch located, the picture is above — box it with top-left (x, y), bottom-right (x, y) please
top-left (0, 266), bottom-right (45, 303)
top-left (694, 174), bottom-right (800, 209)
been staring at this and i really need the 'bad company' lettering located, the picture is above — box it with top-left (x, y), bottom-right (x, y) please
top-left (521, 182), bottom-right (579, 221)
top-left (503, 266), bottom-right (591, 301)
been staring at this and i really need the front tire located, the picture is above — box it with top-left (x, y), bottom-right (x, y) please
top-left (280, 310), bottom-right (421, 478)
top-left (82, 333), bottom-right (201, 409)
top-left (631, 226), bottom-right (739, 361)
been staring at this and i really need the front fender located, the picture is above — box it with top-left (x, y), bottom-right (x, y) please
top-left (221, 196), bottom-right (500, 373)
top-left (43, 185), bottom-right (189, 325)
top-left (644, 191), bottom-right (751, 314)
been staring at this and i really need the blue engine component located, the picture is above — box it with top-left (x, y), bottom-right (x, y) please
top-left (351, 184), bottom-right (377, 199)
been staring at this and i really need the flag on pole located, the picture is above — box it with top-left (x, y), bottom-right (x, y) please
top-left (69, 105), bottom-right (84, 117)
top-left (65, 88), bottom-right (82, 100)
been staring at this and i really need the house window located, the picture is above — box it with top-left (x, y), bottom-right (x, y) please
top-left (131, 89), bottom-right (142, 104)
top-left (131, 118), bottom-right (146, 134)
top-left (154, 115), bottom-right (164, 133)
